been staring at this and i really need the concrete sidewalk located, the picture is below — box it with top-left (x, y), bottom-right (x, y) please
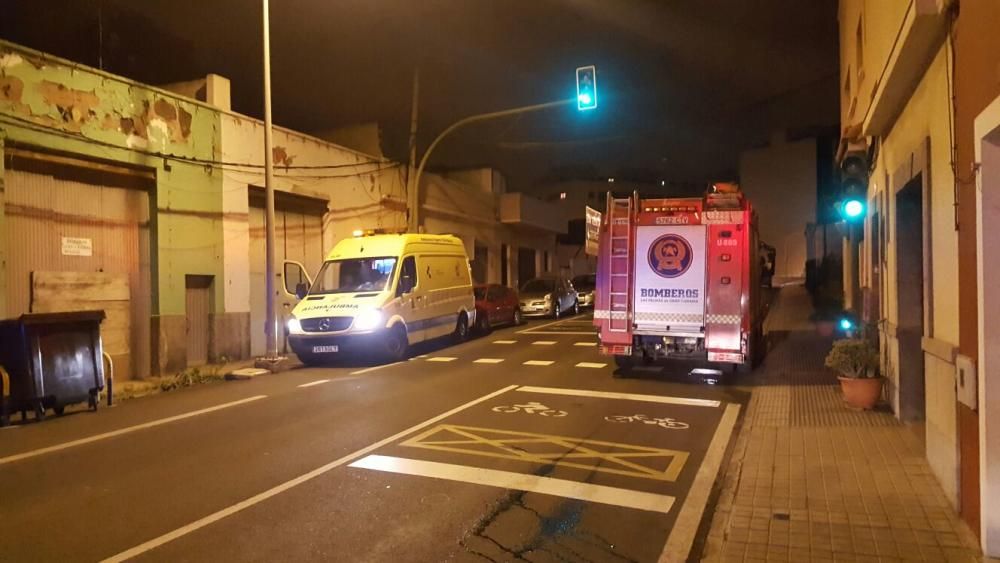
top-left (700, 286), bottom-right (984, 562)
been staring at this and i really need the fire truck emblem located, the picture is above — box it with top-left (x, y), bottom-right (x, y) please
top-left (648, 234), bottom-right (693, 278)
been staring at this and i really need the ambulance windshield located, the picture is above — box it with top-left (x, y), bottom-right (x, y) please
top-left (311, 257), bottom-right (397, 294)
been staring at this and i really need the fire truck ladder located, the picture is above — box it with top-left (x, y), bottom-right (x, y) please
top-left (607, 194), bottom-right (635, 332)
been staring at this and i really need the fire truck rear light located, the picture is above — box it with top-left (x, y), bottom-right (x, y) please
top-left (721, 253), bottom-right (731, 262)
top-left (721, 276), bottom-right (732, 284)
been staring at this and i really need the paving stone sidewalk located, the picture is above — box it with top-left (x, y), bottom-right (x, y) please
top-left (699, 287), bottom-right (984, 563)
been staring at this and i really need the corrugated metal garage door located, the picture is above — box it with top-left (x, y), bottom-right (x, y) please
top-left (248, 189), bottom-right (326, 356)
top-left (3, 154), bottom-right (152, 379)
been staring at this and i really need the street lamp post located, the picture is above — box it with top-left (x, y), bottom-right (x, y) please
top-left (262, 0), bottom-right (280, 361)
top-left (407, 98), bottom-right (574, 233)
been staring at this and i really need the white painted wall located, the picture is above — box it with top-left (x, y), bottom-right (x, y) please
top-left (739, 136), bottom-right (817, 281)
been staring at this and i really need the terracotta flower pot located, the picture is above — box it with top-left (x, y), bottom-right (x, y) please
top-left (838, 376), bottom-right (883, 410)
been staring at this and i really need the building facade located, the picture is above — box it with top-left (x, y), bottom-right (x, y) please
top-left (0, 40), bottom-right (563, 378)
top-left (838, 0), bottom-right (999, 554)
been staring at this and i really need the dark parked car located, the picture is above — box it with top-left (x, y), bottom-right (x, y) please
top-left (571, 273), bottom-right (596, 308)
top-left (518, 276), bottom-right (578, 318)
top-left (473, 284), bottom-right (522, 332)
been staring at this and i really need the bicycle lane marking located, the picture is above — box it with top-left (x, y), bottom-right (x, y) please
top-left (349, 385), bottom-right (732, 511)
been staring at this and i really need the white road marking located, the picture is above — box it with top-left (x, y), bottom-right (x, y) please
top-left (100, 385), bottom-right (520, 563)
top-left (297, 379), bottom-right (330, 388)
top-left (492, 340), bottom-right (517, 344)
top-left (658, 403), bottom-right (741, 563)
top-left (516, 386), bottom-right (721, 408)
top-left (426, 357), bottom-right (457, 362)
top-left (0, 396), bottom-right (268, 467)
top-left (531, 341), bottom-right (556, 346)
top-left (574, 342), bottom-right (598, 347)
top-left (515, 317), bottom-right (567, 333)
top-left (350, 455), bottom-right (675, 514)
top-left (523, 360), bottom-right (555, 366)
top-left (473, 358), bottom-right (505, 364)
top-left (575, 362), bottom-right (607, 369)
top-left (350, 361), bottom-right (404, 375)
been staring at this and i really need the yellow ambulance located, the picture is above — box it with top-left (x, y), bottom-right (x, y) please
top-left (282, 233), bottom-right (475, 365)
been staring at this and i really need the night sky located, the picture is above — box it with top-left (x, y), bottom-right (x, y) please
top-left (0, 0), bottom-right (839, 190)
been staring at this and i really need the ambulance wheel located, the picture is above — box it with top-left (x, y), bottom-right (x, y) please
top-left (453, 313), bottom-right (470, 343)
top-left (384, 326), bottom-right (409, 362)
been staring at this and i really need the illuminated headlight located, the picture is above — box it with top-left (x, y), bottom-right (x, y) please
top-left (287, 317), bottom-right (301, 333)
top-left (544, 294), bottom-right (552, 302)
top-left (353, 308), bottom-right (384, 331)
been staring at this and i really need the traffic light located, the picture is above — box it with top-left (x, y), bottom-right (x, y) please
top-left (838, 151), bottom-right (868, 221)
top-left (576, 65), bottom-right (597, 111)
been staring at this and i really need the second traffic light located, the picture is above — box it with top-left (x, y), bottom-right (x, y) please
top-left (838, 151), bottom-right (868, 221)
top-left (576, 65), bottom-right (597, 111)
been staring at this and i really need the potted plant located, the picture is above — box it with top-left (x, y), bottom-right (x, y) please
top-left (825, 338), bottom-right (882, 409)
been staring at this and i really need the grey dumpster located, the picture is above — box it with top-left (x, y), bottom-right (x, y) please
top-left (0, 311), bottom-right (106, 425)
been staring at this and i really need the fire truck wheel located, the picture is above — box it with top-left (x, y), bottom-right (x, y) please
top-left (613, 354), bottom-right (635, 374)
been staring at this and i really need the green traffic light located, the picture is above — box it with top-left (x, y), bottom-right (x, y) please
top-left (842, 199), bottom-right (865, 219)
top-left (576, 65), bottom-right (597, 111)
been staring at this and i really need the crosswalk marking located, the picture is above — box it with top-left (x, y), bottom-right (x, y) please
top-left (532, 341), bottom-right (557, 346)
top-left (426, 357), bottom-right (457, 362)
top-left (575, 362), bottom-right (607, 369)
top-left (473, 358), bottom-right (505, 364)
top-left (523, 360), bottom-right (554, 366)
top-left (574, 342), bottom-right (598, 347)
top-left (492, 340), bottom-right (517, 345)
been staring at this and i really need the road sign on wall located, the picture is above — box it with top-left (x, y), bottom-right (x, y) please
top-left (585, 206), bottom-right (602, 256)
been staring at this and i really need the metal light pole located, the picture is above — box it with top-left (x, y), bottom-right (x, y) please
top-left (262, 0), bottom-right (279, 360)
top-left (408, 98), bottom-right (573, 233)
top-left (406, 68), bottom-right (420, 229)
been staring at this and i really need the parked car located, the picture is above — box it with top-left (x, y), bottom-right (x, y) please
top-left (473, 284), bottom-right (522, 332)
top-left (572, 273), bottom-right (596, 308)
top-left (519, 276), bottom-right (578, 318)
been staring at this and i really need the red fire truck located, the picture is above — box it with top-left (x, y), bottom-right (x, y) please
top-left (592, 184), bottom-right (765, 371)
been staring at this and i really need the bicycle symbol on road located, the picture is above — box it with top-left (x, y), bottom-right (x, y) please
top-left (492, 401), bottom-right (568, 417)
top-left (605, 414), bottom-right (689, 430)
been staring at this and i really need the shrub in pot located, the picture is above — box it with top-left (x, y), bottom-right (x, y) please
top-left (825, 338), bottom-right (881, 409)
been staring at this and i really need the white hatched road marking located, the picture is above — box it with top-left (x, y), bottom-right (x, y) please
top-left (523, 360), bottom-right (555, 366)
top-left (297, 379), bottom-right (330, 388)
top-left (516, 386), bottom-right (721, 408)
top-left (575, 362), bottom-right (607, 369)
top-left (426, 357), bottom-right (458, 362)
top-left (532, 341), bottom-right (557, 346)
top-left (350, 455), bottom-right (675, 514)
top-left (473, 358), bottom-right (505, 364)
top-left (574, 342), bottom-right (598, 347)
top-left (492, 340), bottom-right (517, 345)
top-left (0, 396), bottom-right (268, 467)
top-left (100, 385), bottom-right (521, 563)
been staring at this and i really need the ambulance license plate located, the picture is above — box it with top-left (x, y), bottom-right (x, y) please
top-left (313, 345), bottom-right (339, 353)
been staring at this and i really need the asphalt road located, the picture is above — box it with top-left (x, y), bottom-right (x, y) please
top-left (0, 313), bottom-right (749, 563)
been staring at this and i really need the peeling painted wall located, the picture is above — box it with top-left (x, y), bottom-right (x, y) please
top-left (0, 40), bottom-right (224, 373)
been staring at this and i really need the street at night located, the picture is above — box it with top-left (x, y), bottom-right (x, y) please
top-left (1, 314), bottom-right (744, 562)
top-left (2, 0), bottom-right (1000, 561)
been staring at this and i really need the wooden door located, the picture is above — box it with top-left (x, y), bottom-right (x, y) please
top-left (185, 276), bottom-right (212, 367)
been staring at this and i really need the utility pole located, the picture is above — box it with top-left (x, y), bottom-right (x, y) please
top-left (409, 98), bottom-right (573, 232)
top-left (406, 68), bottom-right (420, 233)
top-left (262, 0), bottom-right (280, 361)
